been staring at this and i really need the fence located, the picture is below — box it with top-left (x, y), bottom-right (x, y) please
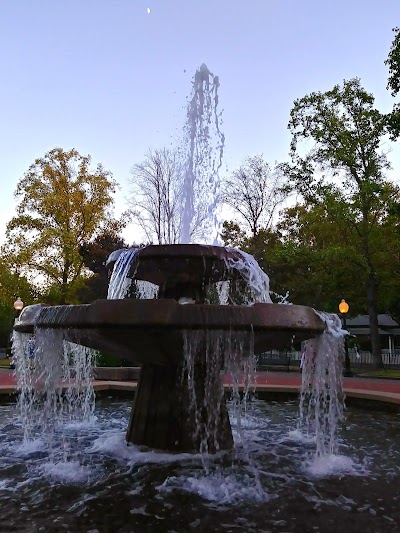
top-left (256, 349), bottom-right (400, 369)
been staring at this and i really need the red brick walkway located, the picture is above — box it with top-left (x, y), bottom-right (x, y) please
top-left (251, 371), bottom-right (400, 394)
top-left (1, 369), bottom-right (400, 403)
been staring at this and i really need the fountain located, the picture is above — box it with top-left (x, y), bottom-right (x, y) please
top-left (5, 64), bottom-right (400, 532)
top-left (13, 243), bottom-right (326, 454)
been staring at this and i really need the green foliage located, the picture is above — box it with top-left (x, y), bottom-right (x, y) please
top-left (77, 230), bottom-right (128, 303)
top-left (287, 79), bottom-right (399, 365)
top-left (288, 78), bottom-right (388, 185)
top-left (3, 148), bottom-right (124, 304)
top-left (0, 255), bottom-right (34, 347)
top-left (270, 199), bottom-right (370, 311)
top-left (96, 351), bottom-right (136, 367)
top-left (385, 27), bottom-right (400, 139)
top-left (220, 221), bottom-right (247, 248)
top-left (385, 27), bottom-right (400, 97)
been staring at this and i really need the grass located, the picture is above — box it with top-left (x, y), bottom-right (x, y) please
top-left (0, 358), bottom-right (11, 368)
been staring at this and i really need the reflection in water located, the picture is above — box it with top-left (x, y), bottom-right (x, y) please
top-left (0, 398), bottom-right (399, 532)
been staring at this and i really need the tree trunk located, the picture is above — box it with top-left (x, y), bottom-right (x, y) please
top-left (367, 272), bottom-right (383, 369)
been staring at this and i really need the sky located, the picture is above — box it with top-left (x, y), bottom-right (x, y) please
top-left (0, 0), bottom-right (399, 245)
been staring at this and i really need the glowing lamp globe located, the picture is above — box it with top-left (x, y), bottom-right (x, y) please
top-left (338, 299), bottom-right (349, 314)
top-left (14, 297), bottom-right (24, 312)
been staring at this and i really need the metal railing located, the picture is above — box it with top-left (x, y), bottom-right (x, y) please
top-left (256, 349), bottom-right (400, 368)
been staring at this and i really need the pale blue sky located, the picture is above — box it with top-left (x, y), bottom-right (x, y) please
top-left (0, 0), bottom-right (399, 244)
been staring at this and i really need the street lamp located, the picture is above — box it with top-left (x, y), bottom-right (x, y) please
top-left (13, 297), bottom-right (24, 316)
top-left (338, 299), bottom-right (352, 376)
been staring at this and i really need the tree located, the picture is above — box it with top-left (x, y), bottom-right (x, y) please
top-left (0, 255), bottom-right (33, 349)
top-left (3, 148), bottom-right (122, 304)
top-left (272, 194), bottom-right (382, 313)
top-left (385, 27), bottom-right (400, 97)
top-left (385, 27), bottom-right (400, 139)
top-left (222, 155), bottom-right (287, 239)
top-left (128, 148), bottom-right (184, 244)
top-left (288, 78), bottom-right (398, 367)
top-left (77, 229), bottom-right (128, 302)
top-left (220, 221), bottom-right (247, 248)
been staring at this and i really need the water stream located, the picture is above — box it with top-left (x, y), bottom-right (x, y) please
top-left (180, 63), bottom-right (225, 244)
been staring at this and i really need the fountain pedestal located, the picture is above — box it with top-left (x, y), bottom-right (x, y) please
top-left (127, 363), bottom-right (233, 452)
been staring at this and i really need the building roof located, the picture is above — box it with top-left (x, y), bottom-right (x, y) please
top-left (346, 327), bottom-right (390, 336)
top-left (346, 314), bottom-right (400, 328)
top-left (344, 314), bottom-right (400, 337)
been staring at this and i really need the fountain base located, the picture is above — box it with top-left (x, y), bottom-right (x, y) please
top-left (14, 298), bottom-right (325, 453)
top-left (127, 363), bottom-right (233, 452)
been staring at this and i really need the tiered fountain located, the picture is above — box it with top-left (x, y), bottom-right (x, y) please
top-left (14, 243), bottom-right (326, 453)
top-left (7, 64), bottom-right (398, 532)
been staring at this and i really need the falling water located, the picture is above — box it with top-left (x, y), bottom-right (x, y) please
top-left (182, 329), bottom-right (256, 457)
top-left (297, 312), bottom-right (345, 459)
top-left (12, 328), bottom-right (96, 454)
top-left (224, 249), bottom-right (272, 304)
top-left (107, 248), bottom-right (139, 299)
top-left (180, 63), bottom-right (225, 244)
top-left (107, 247), bottom-right (159, 300)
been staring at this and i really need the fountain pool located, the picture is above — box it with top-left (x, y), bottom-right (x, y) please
top-left (0, 396), bottom-right (399, 532)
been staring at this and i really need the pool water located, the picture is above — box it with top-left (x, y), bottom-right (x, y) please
top-left (0, 398), bottom-right (399, 533)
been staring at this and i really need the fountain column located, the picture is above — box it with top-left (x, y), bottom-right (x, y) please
top-left (126, 360), bottom-right (233, 453)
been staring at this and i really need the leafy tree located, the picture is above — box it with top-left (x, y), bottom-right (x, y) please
top-left (385, 27), bottom-right (400, 97)
top-left (78, 230), bottom-right (128, 302)
top-left (220, 221), bottom-right (247, 248)
top-left (3, 148), bottom-right (122, 304)
top-left (287, 78), bottom-right (398, 367)
top-left (0, 256), bottom-right (33, 349)
top-left (272, 196), bottom-right (377, 312)
top-left (385, 27), bottom-right (400, 139)
top-left (222, 155), bottom-right (287, 238)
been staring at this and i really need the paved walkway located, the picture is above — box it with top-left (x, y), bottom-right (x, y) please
top-left (1, 369), bottom-right (399, 404)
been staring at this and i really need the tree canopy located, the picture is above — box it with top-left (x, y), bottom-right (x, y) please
top-left (3, 148), bottom-right (123, 304)
top-left (287, 78), bottom-right (398, 366)
top-left (0, 255), bottom-right (33, 348)
top-left (385, 27), bottom-right (400, 97)
top-left (385, 27), bottom-right (400, 140)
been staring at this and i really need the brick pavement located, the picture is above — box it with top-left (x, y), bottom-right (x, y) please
top-left (1, 368), bottom-right (399, 404)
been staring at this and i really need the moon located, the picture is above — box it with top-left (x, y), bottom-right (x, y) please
top-left (147, 7), bottom-right (151, 14)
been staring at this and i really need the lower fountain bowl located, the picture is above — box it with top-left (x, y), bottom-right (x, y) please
top-left (14, 299), bottom-right (326, 365)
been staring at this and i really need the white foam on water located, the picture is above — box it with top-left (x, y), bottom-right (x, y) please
top-left (0, 479), bottom-right (11, 490)
top-left (129, 506), bottom-right (150, 516)
top-left (158, 471), bottom-right (269, 504)
top-left (62, 418), bottom-right (98, 431)
top-left (14, 438), bottom-right (46, 456)
top-left (304, 453), bottom-right (366, 478)
top-left (89, 433), bottom-right (199, 465)
top-left (287, 429), bottom-right (316, 445)
top-left (40, 461), bottom-right (91, 483)
top-left (229, 413), bottom-right (263, 431)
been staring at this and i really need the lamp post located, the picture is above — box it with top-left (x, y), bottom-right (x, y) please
top-left (13, 297), bottom-right (24, 318)
top-left (339, 299), bottom-right (352, 377)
